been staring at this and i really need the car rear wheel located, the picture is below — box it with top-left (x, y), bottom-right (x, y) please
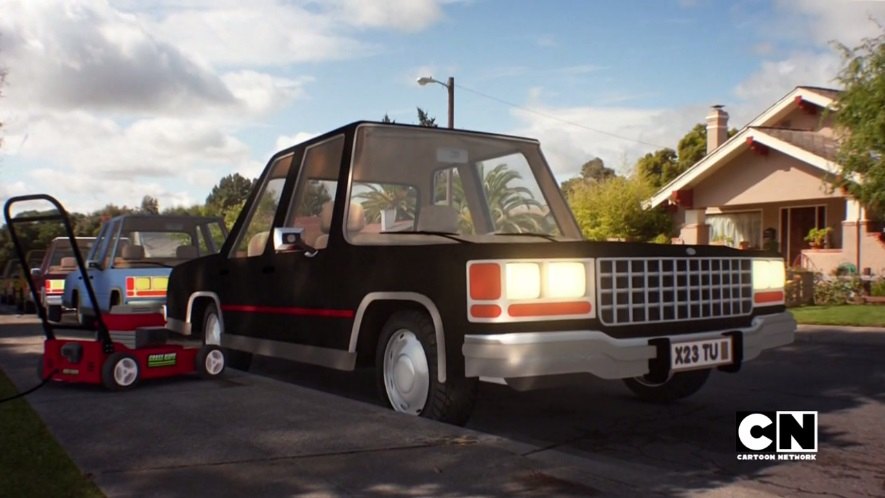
top-left (623, 368), bottom-right (711, 403)
top-left (376, 310), bottom-right (476, 426)
top-left (102, 352), bottom-right (140, 390)
top-left (47, 305), bottom-right (62, 322)
top-left (202, 303), bottom-right (251, 371)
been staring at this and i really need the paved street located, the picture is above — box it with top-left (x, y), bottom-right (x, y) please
top-left (1, 307), bottom-right (883, 497)
top-left (249, 322), bottom-right (885, 497)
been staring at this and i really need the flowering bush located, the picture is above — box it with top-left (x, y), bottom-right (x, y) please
top-left (813, 274), bottom-right (862, 305)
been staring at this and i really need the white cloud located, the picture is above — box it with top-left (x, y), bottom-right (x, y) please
top-left (773, 0), bottom-right (885, 48)
top-left (2, 109), bottom-right (253, 211)
top-left (275, 132), bottom-right (318, 152)
top-left (222, 71), bottom-right (312, 116)
top-left (730, 1), bottom-right (883, 125)
top-left (331, 0), bottom-right (444, 32)
top-left (733, 51), bottom-right (843, 124)
top-left (139, 0), bottom-right (445, 68)
top-left (0, 0), bottom-right (236, 114)
top-left (509, 103), bottom-right (707, 180)
top-left (145, 1), bottom-right (365, 67)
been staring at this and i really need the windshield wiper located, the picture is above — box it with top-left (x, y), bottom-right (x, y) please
top-left (493, 232), bottom-right (559, 242)
top-left (380, 230), bottom-right (472, 244)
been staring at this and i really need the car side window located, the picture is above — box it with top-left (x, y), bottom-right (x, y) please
top-left (284, 135), bottom-right (344, 249)
top-left (230, 154), bottom-right (294, 258)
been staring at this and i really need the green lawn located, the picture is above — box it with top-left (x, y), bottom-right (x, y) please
top-left (790, 304), bottom-right (885, 327)
top-left (0, 368), bottom-right (104, 498)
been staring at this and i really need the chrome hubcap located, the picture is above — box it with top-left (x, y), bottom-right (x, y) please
top-left (205, 312), bottom-right (221, 345)
top-left (383, 329), bottom-right (429, 415)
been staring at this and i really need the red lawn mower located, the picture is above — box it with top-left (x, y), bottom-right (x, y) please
top-left (4, 194), bottom-right (224, 390)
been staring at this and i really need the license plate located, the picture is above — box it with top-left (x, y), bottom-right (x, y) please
top-left (670, 337), bottom-right (732, 371)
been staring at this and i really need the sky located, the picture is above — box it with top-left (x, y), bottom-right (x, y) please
top-left (1, 0), bottom-right (884, 215)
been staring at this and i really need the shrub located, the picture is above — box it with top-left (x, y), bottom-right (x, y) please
top-left (813, 275), bottom-right (862, 305)
top-left (871, 278), bottom-right (885, 297)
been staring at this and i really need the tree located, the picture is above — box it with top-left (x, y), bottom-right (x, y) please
top-left (637, 124), bottom-right (737, 188)
top-left (560, 157), bottom-right (617, 193)
top-left (378, 108), bottom-right (437, 127)
top-left (832, 28), bottom-right (885, 218)
top-left (356, 183), bottom-right (416, 224)
top-left (567, 175), bottom-right (672, 242)
top-left (205, 173), bottom-right (255, 223)
top-left (417, 107), bottom-right (437, 128)
top-left (140, 195), bottom-right (159, 215)
top-left (636, 148), bottom-right (678, 189)
top-left (675, 123), bottom-right (708, 171)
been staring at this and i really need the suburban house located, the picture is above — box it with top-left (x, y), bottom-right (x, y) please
top-left (648, 86), bottom-right (885, 277)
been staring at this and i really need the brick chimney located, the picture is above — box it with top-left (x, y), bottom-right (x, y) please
top-left (706, 105), bottom-right (729, 154)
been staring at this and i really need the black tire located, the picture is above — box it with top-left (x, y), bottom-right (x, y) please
top-left (623, 368), bottom-right (711, 403)
top-left (202, 303), bottom-right (252, 371)
top-left (74, 295), bottom-right (94, 327)
top-left (375, 310), bottom-right (477, 426)
top-left (47, 305), bottom-right (62, 322)
top-left (196, 345), bottom-right (226, 379)
top-left (101, 352), bottom-right (140, 390)
top-left (37, 355), bottom-right (46, 381)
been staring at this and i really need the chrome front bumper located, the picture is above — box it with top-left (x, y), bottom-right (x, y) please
top-left (462, 311), bottom-right (796, 381)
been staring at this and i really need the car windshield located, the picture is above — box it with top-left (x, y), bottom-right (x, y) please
top-left (108, 218), bottom-right (225, 267)
top-left (48, 239), bottom-right (94, 267)
top-left (344, 125), bottom-right (582, 245)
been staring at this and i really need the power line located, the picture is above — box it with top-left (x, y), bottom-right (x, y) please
top-left (455, 83), bottom-right (669, 149)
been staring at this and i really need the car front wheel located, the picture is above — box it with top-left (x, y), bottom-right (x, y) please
top-left (623, 368), bottom-right (711, 403)
top-left (376, 310), bottom-right (476, 426)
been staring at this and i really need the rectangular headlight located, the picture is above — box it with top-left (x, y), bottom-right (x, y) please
top-left (546, 262), bottom-right (586, 298)
top-left (505, 263), bottom-right (541, 299)
top-left (752, 259), bottom-right (785, 291)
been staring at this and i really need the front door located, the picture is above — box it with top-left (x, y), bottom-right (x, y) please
top-left (781, 206), bottom-right (826, 266)
top-left (219, 135), bottom-right (353, 363)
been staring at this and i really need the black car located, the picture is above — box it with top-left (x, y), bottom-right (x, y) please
top-left (165, 122), bottom-right (795, 425)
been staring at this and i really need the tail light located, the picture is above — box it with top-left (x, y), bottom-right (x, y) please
top-left (125, 276), bottom-right (168, 298)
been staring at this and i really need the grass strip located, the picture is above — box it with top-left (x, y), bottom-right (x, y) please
top-left (0, 368), bottom-right (104, 497)
top-left (790, 304), bottom-right (885, 327)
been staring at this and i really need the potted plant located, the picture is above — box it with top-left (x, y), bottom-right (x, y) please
top-left (804, 227), bottom-right (832, 249)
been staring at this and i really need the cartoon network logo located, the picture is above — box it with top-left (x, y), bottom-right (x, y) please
top-left (736, 411), bottom-right (818, 461)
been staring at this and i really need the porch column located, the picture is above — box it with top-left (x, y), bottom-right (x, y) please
top-left (679, 209), bottom-right (709, 245)
top-left (842, 199), bottom-right (865, 272)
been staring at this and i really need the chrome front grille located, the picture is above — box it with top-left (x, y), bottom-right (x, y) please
top-left (596, 257), bottom-right (753, 326)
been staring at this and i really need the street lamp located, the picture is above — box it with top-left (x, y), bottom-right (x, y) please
top-left (416, 75), bottom-right (454, 129)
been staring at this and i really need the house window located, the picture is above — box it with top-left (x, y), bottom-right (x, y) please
top-left (707, 212), bottom-right (762, 249)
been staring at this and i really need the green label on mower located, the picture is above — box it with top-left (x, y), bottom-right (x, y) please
top-left (147, 353), bottom-right (177, 368)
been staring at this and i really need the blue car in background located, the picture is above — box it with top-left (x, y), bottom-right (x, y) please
top-left (63, 215), bottom-right (227, 323)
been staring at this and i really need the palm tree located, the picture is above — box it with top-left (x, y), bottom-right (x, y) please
top-left (438, 164), bottom-right (554, 234)
top-left (481, 164), bottom-right (550, 233)
top-left (355, 183), bottom-right (416, 224)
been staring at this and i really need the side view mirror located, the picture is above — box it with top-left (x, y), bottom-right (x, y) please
top-left (87, 260), bottom-right (101, 269)
top-left (30, 268), bottom-right (42, 278)
top-left (273, 227), bottom-right (317, 257)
